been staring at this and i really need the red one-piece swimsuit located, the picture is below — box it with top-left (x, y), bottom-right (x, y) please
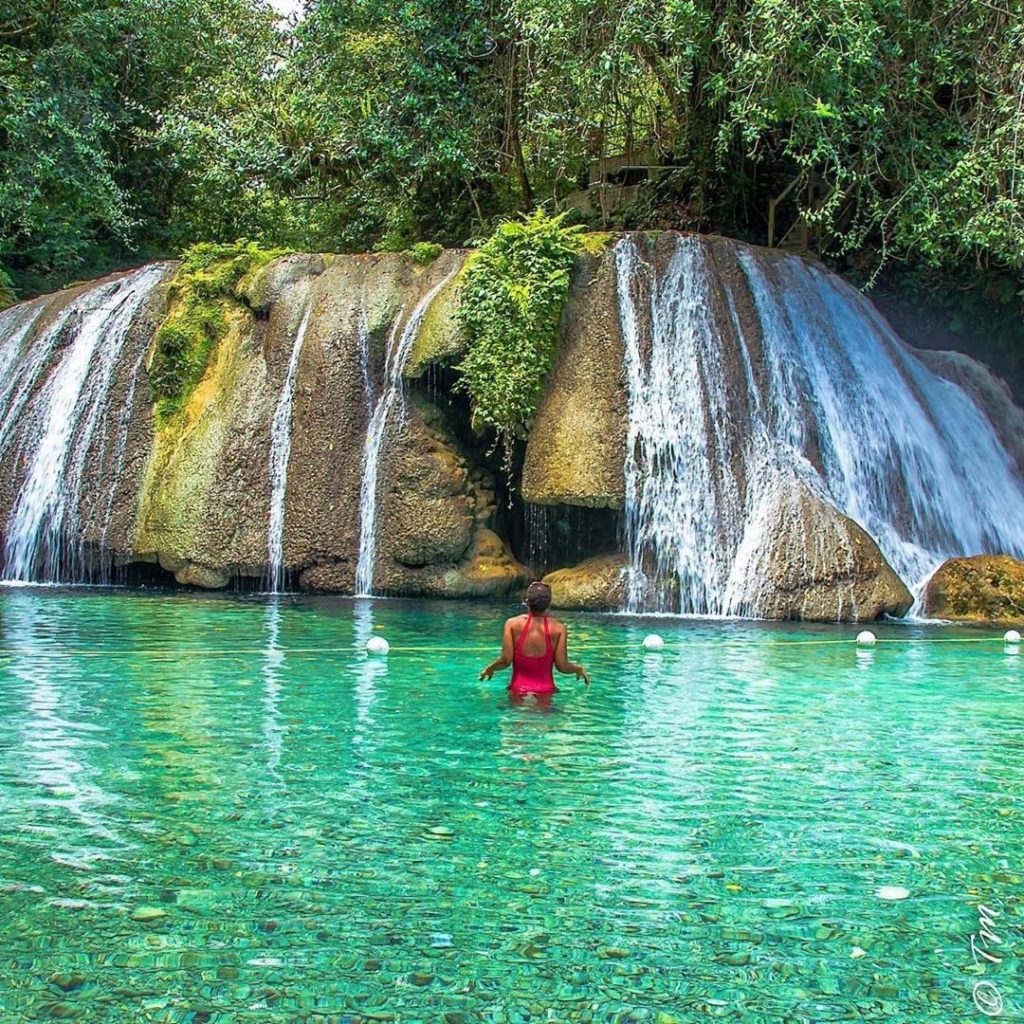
top-left (508, 613), bottom-right (557, 696)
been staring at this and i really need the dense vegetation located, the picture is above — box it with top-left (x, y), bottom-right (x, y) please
top-left (2, 0), bottom-right (1022, 339)
top-left (456, 212), bottom-right (585, 457)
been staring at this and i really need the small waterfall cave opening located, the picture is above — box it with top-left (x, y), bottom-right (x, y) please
top-left (408, 366), bottom-right (621, 584)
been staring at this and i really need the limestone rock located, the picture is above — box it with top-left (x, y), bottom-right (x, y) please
top-left (239, 253), bottom-right (327, 314)
top-left (744, 483), bottom-right (913, 622)
top-left (922, 554), bottom-right (1024, 623)
top-left (404, 265), bottom-right (467, 377)
top-left (522, 250), bottom-right (627, 508)
top-left (380, 527), bottom-right (527, 599)
top-left (384, 414), bottom-right (476, 568)
top-left (373, 398), bottom-right (527, 597)
top-left (133, 251), bottom-right (466, 589)
top-left (543, 554), bottom-right (627, 611)
top-left (173, 565), bottom-right (231, 589)
top-left (174, 562), bottom-right (231, 589)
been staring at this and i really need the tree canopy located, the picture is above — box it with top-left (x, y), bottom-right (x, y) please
top-left (2, 0), bottom-right (1022, 306)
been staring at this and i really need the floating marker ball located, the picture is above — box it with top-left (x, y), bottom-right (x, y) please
top-left (856, 630), bottom-right (877, 647)
top-left (365, 636), bottom-right (390, 655)
top-left (875, 885), bottom-right (910, 901)
top-left (642, 634), bottom-right (665, 651)
top-left (1004, 629), bottom-right (1021, 646)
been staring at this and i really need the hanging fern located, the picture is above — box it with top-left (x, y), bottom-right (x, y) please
top-left (455, 211), bottom-right (584, 462)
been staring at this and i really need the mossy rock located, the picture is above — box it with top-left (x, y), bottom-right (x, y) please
top-left (150, 241), bottom-right (291, 420)
top-left (405, 263), bottom-right (467, 377)
top-left (923, 554), bottom-right (1024, 624)
top-left (522, 248), bottom-right (627, 508)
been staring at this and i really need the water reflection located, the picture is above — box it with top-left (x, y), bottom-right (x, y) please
top-left (2, 594), bottom-right (128, 866)
top-left (261, 599), bottom-right (286, 784)
top-left (351, 599), bottom-right (385, 751)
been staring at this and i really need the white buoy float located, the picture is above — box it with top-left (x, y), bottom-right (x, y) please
top-left (642, 634), bottom-right (665, 651)
top-left (856, 630), bottom-right (877, 647)
top-left (365, 635), bottom-right (390, 655)
top-left (1004, 629), bottom-right (1021, 646)
top-left (875, 885), bottom-right (910, 901)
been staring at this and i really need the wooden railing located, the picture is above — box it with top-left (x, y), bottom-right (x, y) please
top-left (768, 171), bottom-right (831, 253)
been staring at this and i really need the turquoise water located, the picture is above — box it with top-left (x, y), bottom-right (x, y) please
top-left (0, 588), bottom-right (1021, 1023)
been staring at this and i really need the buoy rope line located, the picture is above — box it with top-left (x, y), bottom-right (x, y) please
top-left (0, 635), bottom-right (1018, 660)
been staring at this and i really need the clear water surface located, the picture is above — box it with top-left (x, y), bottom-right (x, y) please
top-left (0, 588), bottom-right (1021, 1023)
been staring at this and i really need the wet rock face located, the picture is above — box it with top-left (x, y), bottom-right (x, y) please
top-left (541, 488), bottom-right (913, 622)
top-left (922, 555), bottom-right (1024, 623)
top-left (372, 397), bottom-right (526, 599)
top-left (3, 239), bottom-right (1023, 620)
top-left (0, 264), bottom-right (177, 581)
top-left (522, 251), bottom-right (627, 508)
top-left (134, 251), bottom-right (478, 590)
top-left (917, 349), bottom-right (1024, 476)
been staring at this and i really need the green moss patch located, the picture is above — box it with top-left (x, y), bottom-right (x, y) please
top-left (150, 240), bottom-right (290, 422)
top-left (407, 241), bottom-right (443, 265)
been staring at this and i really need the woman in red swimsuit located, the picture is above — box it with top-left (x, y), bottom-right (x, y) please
top-left (479, 582), bottom-right (590, 699)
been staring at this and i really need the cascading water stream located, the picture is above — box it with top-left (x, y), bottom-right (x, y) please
top-left (615, 234), bottom-right (1024, 616)
top-left (0, 302), bottom-right (44, 399)
top-left (266, 299), bottom-right (315, 593)
top-left (1, 264), bottom-right (168, 583)
top-left (354, 270), bottom-right (457, 597)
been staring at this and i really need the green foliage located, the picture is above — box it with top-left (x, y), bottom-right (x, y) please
top-left (0, 0), bottom-right (283, 296)
top-left (150, 241), bottom-right (289, 421)
top-left (5, 0), bottom-right (1024, 326)
top-left (407, 242), bottom-right (444, 265)
top-left (455, 211), bottom-right (583, 451)
top-left (0, 266), bottom-right (15, 309)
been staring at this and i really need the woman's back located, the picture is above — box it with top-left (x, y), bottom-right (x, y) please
top-left (478, 582), bottom-right (589, 694)
top-left (509, 611), bottom-right (558, 695)
top-left (510, 613), bottom-right (563, 657)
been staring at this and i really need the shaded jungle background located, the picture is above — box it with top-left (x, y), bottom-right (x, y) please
top-left (2, 0), bottom-right (1023, 385)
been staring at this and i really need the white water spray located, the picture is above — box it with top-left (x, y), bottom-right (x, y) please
top-left (615, 234), bottom-right (1024, 616)
top-left (266, 299), bottom-right (315, 593)
top-left (354, 270), bottom-right (457, 597)
top-left (2, 265), bottom-right (167, 582)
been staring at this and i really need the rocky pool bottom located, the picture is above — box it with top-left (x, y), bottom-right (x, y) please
top-left (0, 588), bottom-right (1020, 1023)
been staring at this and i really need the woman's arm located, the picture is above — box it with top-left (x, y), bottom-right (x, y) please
top-left (479, 619), bottom-right (516, 680)
top-left (553, 627), bottom-right (590, 685)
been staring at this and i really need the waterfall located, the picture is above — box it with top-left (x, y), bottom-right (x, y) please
top-left (1, 265), bottom-right (168, 583)
top-left (615, 234), bottom-right (1024, 616)
top-left (0, 302), bottom-right (44, 401)
top-left (266, 299), bottom-right (315, 593)
top-left (354, 270), bottom-right (457, 597)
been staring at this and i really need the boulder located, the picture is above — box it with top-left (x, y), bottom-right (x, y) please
top-left (543, 554), bottom-right (628, 611)
top-left (922, 555), bottom-right (1024, 624)
top-left (522, 250), bottom-right (627, 508)
top-left (379, 527), bottom-right (528, 599)
top-left (732, 479), bottom-right (913, 621)
top-left (174, 562), bottom-right (231, 589)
